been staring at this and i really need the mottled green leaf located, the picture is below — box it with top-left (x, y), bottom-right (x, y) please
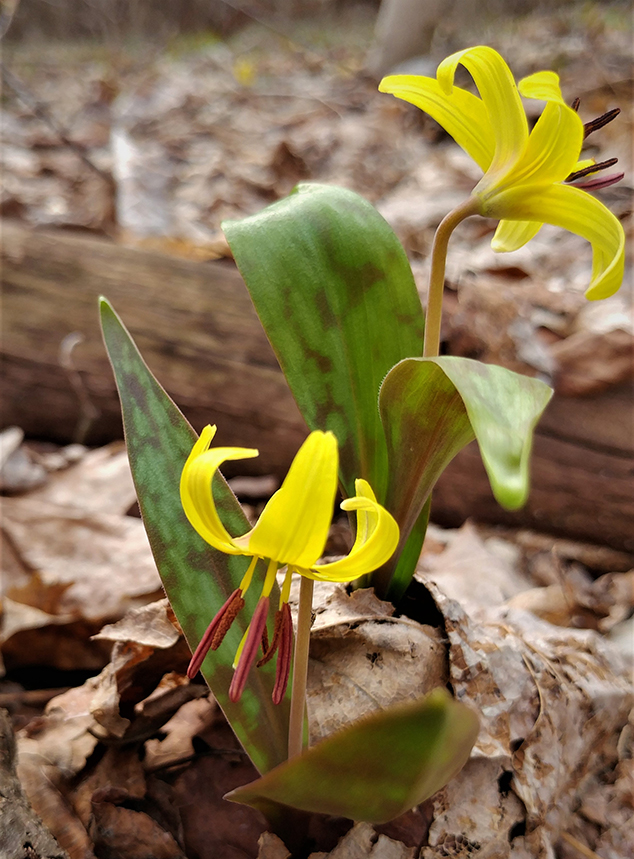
top-left (376, 357), bottom-right (553, 600)
top-left (223, 183), bottom-right (424, 504)
top-left (437, 356), bottom-right (554, 508)
top-left (226, 687), bottom-right (479, 825)
top-left (99, 298), bottom-right (289, 774)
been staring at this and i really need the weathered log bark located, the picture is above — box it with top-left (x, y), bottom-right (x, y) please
top-left (1, 219), bottom-right (306, 477)
top-left (0, 709), bottom-right (70, 859)
top-left (2, 220), bottom-right (633, 551)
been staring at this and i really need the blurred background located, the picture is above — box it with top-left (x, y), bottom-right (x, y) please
top-left (2, 0), bottom-right (632, 547)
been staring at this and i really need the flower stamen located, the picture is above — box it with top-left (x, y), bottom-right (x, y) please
top-left (566, 157), bottom-right (619, 183)
top-left (583, 107), bottom-right (621, 139)
top-left (187, 587), bottom-right (245, 679)
top-left (257, 608), bottom-right (283, 667)
top-left (565, 157), bottom-right (624, 192)
top-left (272, 602), bottom-right (293, 705)
top-left (229, 596), bottom-right (270, 702)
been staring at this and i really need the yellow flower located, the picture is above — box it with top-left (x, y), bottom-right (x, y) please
top-left (379, 45), bottom-right (625, 300)
top-left (181, 426), bottom-right (399, 702)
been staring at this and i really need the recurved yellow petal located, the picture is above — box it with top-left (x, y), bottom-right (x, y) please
top-left (491, 219), bottom-right (542, 253)
top-left (438, 46), bottom-right (528, 182)
top-left (311, 479), bottom-right (399, 582)
top-left (379, 75), bottom-right (494, 172)
top-left (518, 69), bottom-right (566, 103)
top-left (180, 424), bottom-right (258, 554)
top-left (492, 184), bottom-right (625, 299)
top-left (238, 431), bottom-right (338, 568)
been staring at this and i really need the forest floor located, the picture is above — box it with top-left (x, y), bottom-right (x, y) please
top-left (1, 3), bottom-right (633, 858)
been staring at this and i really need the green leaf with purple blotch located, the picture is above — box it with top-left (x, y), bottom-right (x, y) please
top-left (375, 356), bottom-right (553, 601)
top-left (223, 183), bottom-right (424, 506)
top-left (99, 297), bottom-right (289, 774)
top-left (226, 687), bottom-right (479, 825)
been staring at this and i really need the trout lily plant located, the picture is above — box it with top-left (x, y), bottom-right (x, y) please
top-left (101, 44), bottom-right (624, 841)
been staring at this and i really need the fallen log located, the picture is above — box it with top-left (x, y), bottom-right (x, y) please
top-left (1, 219), bottom-right (306, 477)
top-left (2, 220), bottom-right (633, 551)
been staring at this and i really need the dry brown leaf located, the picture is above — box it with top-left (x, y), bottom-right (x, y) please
top-left (296, 583), bottom-right (447, 743)
top-left (257, 831), bottom-right (291, 859)
top-left (89, 787), bottom-right (186, 859)
top-left (309, 822), bottom-right (416, 859)
top-left (1, 488), bottom-right (162, 672)
top-left (0, 597), bottom-right (112, 673)
top-left (93, 599), bottom-right (181, 649)
top-left (71, 745), bottom-right (147, 829)
top-left (28, 442), bottom-right (136, 516)
top-left (172, 717), bottom-right (268, 859)
top-left (415, 580), bottom-right (633, 858)
top-left (144, 695), bottom-right (217, 774)
top-left (2, 496), bottom-right (161, 620)
top-left (16, 684), bottom-right (101, 859)
top-left (419, 521), bottom-right (532, 614)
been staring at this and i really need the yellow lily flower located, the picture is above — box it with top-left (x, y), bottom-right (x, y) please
top-left (180, 425), bottom-right (399, 702)
top-left (379, 45), bottom-right (625, 300)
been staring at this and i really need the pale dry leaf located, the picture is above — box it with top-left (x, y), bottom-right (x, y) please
top-left (28, 442), bottom-right (136, 515)
top-left (302, 583), bottom-right (447, 743)
top-left (421, 757), bottom-right (524, 859)
top-left (1, 597), bottom-right (73, 643)
top-left (608, 615), bottom-right (634, 659)
top-left (2, 495), bottom-right (161, 621)
top-left (144, 696), bottom-right (217, 773)
top-left (308, 618), bottom-right (447, 744)
top-left (417, 580), bottom-right (633, 858)
top-left (257, 831), bottom-right (291, 859)
top-left (309, 822), bottom-right (416, 859)
top-left (94, 599), bottom-right (181, 649)
top-left (419, 521), bottom-right (532, 615)
top-left (0, 427), bottom-right (47, 492)
top-left (505, 584), bottom-right (580, 627)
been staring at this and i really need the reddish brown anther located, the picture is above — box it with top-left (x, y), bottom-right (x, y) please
top-left (583, 107), bottom-right (621, 139)
top-left (210, 591), bottom-right (245, 650)
top-left (186, 588), bottom-right (244, 679)
top-left (272, 602), bottom-right (293, 705)
top-left (229, 596), bottom-right (270, 703)
top-left (257, 608), bottom-right (284, 667)
top-left (566, 157), bottom-right (619, 183)
top-left (260, 622), bottom-right (270, 657)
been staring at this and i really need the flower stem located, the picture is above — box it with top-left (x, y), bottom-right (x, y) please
top-left (423, 196), bottom-right (480, 359)
top-left (288, 576), bottom-right (314, 759)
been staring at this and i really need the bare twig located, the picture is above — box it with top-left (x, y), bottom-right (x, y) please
top-left (560, 832), bottom-right (602, 859)
top-left (59, 333), bottom-right (101, 445)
